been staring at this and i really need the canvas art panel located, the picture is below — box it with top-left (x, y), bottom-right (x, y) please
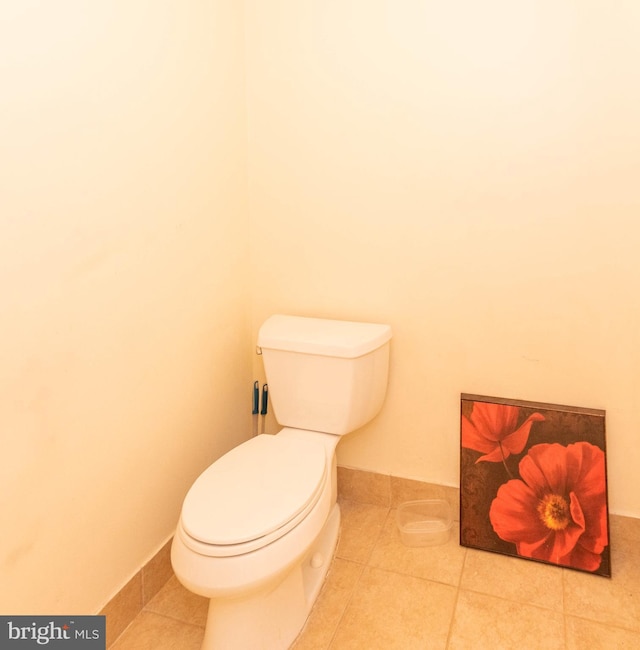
top-left (460, 394), bottom-right (611, 577)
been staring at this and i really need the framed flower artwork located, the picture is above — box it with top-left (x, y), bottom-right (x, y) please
top-left (460, 394), bottom-right (611, 577)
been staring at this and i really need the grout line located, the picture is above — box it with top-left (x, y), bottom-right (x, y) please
top-left (362, 505), bottom-right (391, 566)
top-left (324, 501), bottom-right (391, 649)
top-left (444, 581), bottom-right (460, 650)
top-left (111, 610), bottom-right (205, 649)
top-left (324, 557), bottom-right (366, 649)
top-left (141, 609), bottom-right (205, 630)
top-left (445, 533), bottom-right (467, 648)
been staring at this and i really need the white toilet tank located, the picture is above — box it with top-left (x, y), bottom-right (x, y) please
top-left (257, 315), bottom-right (392, 435)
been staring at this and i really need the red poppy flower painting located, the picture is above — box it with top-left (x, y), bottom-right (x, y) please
top-left (462, 401), bottom-right (545, 464)
top-left (460, 395), bottom-right (610, 577)
top-left (490, 442), bottom-right (608, 571)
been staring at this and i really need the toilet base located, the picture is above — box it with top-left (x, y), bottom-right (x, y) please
top-left (200, 503), bottom-right (341, 650)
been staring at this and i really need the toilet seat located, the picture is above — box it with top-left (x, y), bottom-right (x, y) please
top-left (179, 434), bottom-right (327, 557)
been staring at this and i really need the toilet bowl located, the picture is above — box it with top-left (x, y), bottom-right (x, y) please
top-left (171, 315), bottom-right (391, 650)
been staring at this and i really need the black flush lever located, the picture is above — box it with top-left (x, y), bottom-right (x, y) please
top-left (252, 381), bottom-right (260, 415)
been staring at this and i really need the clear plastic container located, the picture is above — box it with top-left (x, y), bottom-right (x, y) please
top-left (396, 499), bottom-right (453, 547)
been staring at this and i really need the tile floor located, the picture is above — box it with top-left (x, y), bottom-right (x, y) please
top-left (111, 499), bottom-right (640, 649)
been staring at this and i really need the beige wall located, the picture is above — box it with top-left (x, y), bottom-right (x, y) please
top-left (3, 0), bottom-right (640, 619)
top-left (245, 1), bottom-right (640, 517)
top-left (0, 1), bottom-right (251, 613)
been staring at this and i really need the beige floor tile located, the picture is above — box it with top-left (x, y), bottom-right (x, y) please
top-left (106, 489), bottom-right (640, 650)
top-left (110, 611), bottom-right (204, 650)
top-left (563, 569), bottom-right (640, 632)
top-left (369, 511), bottom-right (466, 586)
top-left (461, 547), bottom-right (564, 611)
top-left (101, 572), bottom-right (143, 648)
top-left (142, 540), bottom-right (173, 604)
top-left (144, 575), bottom-right (209, 627)
top-left (337, 467), bottom-right (391, 506)
top-left (390, 477), bottom-right (460, 521)
top-left (610, 512), bottom-right (640, 546)
top-left (608, 513), bottom-right (640, 572)
top-left (448, 589), bottom-right (565, 650)
top-left (563, 524), bottom-right (640, 632)
top-left (566, 616), bottom-right (640, 650)
top-left (329, 566), bottom-right (457, 649)
top-left (335, 499), bottom-right (389, 564)
top-left (292, 558), bottom-right (363, 650)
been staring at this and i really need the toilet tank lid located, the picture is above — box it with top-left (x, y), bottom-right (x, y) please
top-left (258, 315), bottom-right (392, 358)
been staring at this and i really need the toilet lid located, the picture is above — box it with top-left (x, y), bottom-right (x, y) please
top-left (180, 434), bottom-right (327, 547)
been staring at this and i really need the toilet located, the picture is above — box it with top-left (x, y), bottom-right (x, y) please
top-left (171, 314), bottom-right (392, 650)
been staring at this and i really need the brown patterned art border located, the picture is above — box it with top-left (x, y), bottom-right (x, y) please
top-left (460, 394), bottom-right (611, 577)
